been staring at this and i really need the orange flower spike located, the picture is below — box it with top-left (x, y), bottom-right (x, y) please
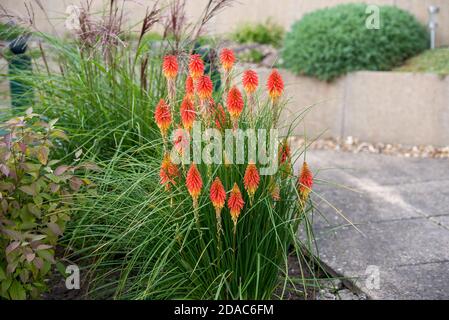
top-left (267, 69), bottom-right (284, 102)
top-left (180, 97), bottom-right (196, 131)
top-left (228, 183), bottom-right (245, 233)
top-left (298, 162), bottom-right (313, 205)
top-left (242, 70), bottom-right (259, 95)
top-left (154, 99), bottom-right (172, 137)
top-left (210, 177), bottom-right (226, 210)
top-left (185, 75), bottom-right (195, 98)
top-left (226, 86), bottom-right (244, 120)
top-left (189, 54), bottom-right (205, 80)
top-left (220, 48), bottom-right (235, 72)
top-left (162, 55), bottom-right (178, 80)
top-left (159, 153), bottom-right (179, 191)
top-left (186, 163), bottom-right (203, 208)
top-left (210, 177), bottom-right (227, 236)
top-left (244, 163), bottom-right (260, 205)
top-left (196, 75), bottom-right (213, 101)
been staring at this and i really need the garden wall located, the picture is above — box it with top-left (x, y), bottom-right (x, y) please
top-left (2, 0), bottom-right (449, 47)
top-left (257, 68), bottom-right (449, 146)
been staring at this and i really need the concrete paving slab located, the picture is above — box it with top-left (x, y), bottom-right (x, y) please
top-left (298, 150), bottom-right (449, 299)
top-left (307, 150), bottom-right (449, 186)
top-left (431, 215), bottom-right (449, 230)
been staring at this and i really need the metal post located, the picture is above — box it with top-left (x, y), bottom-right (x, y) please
top-left (428, 5), bottom-right (440, 49)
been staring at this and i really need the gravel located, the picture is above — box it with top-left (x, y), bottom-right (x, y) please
top-left (292, 136), bottom-right (449, 159)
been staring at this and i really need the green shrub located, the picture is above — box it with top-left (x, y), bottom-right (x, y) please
top-left (231, 19), bottom-right (285, 48)
top-left (0, 110), bottom-right (96, 299)
top-left (281, 4), bottom-right (429, 81)
top-left (238, 48), bottom-right (265, 64)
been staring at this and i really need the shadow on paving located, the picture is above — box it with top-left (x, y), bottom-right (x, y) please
top-left (297, 149), bottom-right (449, 300)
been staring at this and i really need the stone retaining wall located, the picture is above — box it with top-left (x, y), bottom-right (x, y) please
top-left (262, 69), bottom-right (449, 146)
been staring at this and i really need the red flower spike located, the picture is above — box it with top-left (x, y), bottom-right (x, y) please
top-left (226, 86), bottom-right (244, 120)
top-left (196, 75), bottom-right (213, 101)
top-left (185, 75), bottom-right (195, 98)
top-left (298, 162), bottom-right (313, 204)
top-left (186, 163), bottom-right (203, 204)
top-left (220, 48), bottom-right (235, 72)
top-left (159, 153), bottom-right (179, 191)
top-left (154, 99), bottom-right (172, 136)
top-left (243, 70), bottom-right (259, 94)
top-left (267, 69), bottom-right (284, 102)
top-left (180, 97), bottom-right (196, 131)
top-left (210, 177), bottom-right (226, 236)
top-left (162, 55), bottom-right (178, 80)
top-left (228, 183), bottom-right (244, 232)
top-left (244, 163), bottom-right (260, 202)
top-left (189, 54), bottom-right (204, 80)
top-left (210, 177), bottom-right (226, 210)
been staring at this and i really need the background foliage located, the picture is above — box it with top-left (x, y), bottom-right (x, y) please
top-left (231, 19), bottom-right (285, 48)
top-left (281, 4), bottom-right (429, 81)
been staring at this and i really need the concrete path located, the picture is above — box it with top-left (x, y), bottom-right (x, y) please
top-left (300, 150), bottom-right (449, 300)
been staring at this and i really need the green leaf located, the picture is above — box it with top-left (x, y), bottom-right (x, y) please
top-left (37, 146), bottom-right (49, 165)
top-left (54, 165), bottom-right (70, 176)
top-left (19, 185), bottom-right (37, 196)
top-left (50, 129), bottom-right (68, 141)
top-left (0, 267), bottom-right (6, 281)
top-left (56, 262), bottom-right (67, 276)
top-left (9, 280), bottom-right (27, 300)
top-left (1, 278), bottom-right (12, 295)
top-left (48, 118), bottom-right (59, 128)
top-left (48, 222), bottom-right (63, 236)
top-left (28, 203), bottom-right (41, 218)
top-left (33, 195), bottom-right (43, 207)
top-left (37, 249), bottom-right (56, 264)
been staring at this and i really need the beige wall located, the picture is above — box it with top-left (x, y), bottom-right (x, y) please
top-left (2, 0), bottom-right (449, 46)
top-left (271, 69), bottom-right (449, 146)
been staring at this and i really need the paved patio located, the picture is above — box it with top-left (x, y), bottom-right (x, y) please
top-left (299, 150), bottom-right (449, 300)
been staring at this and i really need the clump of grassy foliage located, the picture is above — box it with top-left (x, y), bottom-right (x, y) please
top-left (65, 60), bottom-right (322, 299)
top-left (231, 19), bottom-right (285, 48)
top-left (0, 22), bottom-right (27, 41)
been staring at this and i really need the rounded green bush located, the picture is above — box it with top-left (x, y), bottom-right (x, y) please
top-left (281, 4), bottom-right (429, 81)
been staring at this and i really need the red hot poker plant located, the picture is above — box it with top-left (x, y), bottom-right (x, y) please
top-left (244, 162), bottom-right (260, 206)
top-left (298, 161), bottom-right (313, 206)
top-left (227, 183), bottom-right (245, 234)
top-left (149, 52), bottom-right (316, 299)
top-left (154, 99), bottom-right (172, 141)
top-left (189, 54), bottom-right (205, 80)
top-left (180, 96), bottom-right (196, 131)
top-left (226, 86), bottom-right (244, 129)
top-left (210, 177), bottom-right (227, 236)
